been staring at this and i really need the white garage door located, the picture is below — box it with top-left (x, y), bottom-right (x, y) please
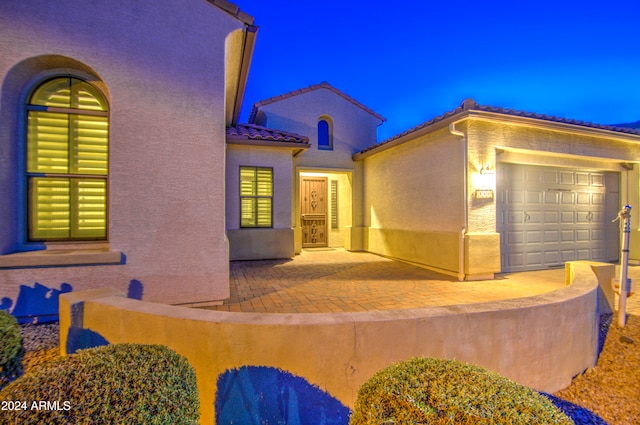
top-left (497, 163), bottom-right (620, 272)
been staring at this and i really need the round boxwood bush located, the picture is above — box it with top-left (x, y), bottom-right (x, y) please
top-left (0, 343), bottom-right (199, 424)
top-left (0, 311), bottom-right (24, 389)
top-left (0, 311), bottom-right (21, 366)
top-left (350, 357), bottom-right (573, 425)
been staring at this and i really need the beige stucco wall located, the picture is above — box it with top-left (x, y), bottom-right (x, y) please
top-left (60, 261), bottom-right (602, 424)
top-left (0, 0), bottom-right (245, 318)
top-left (256, 87), bottom-right (383, 251)
top-left (226, 145), bottom-right (295, 260)
top-left (362, 127), bottom-right (471, 275)
top-left (361, 115), bottom-right (640, 277)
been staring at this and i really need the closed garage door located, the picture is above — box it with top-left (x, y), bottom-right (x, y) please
top-left (497, 163), bottom-right (620, 272)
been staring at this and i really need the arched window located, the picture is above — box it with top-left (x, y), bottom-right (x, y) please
top-left (26, 77), bottom-right (109, 241)
top-left (317, 117), bottom-right (333, 150)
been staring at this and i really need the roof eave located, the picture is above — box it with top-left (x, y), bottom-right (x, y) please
top-left (206, 0), bottom-right (254, 25)
top-left (354, 109), bottom-right (640, 161)
top-left (353, 112), bottom-right (466, 161)
top-left (231, 25), bottom-right (258, 126)
top-left (227, 137), bottom-right (311, 156)
top-left (471, 110), bottom-right (640, 143)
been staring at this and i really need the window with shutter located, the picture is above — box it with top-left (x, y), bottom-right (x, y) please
top-left (239, 167), bottom-right (273, 228)
top-left (27, 77), bottom-right (108, 241)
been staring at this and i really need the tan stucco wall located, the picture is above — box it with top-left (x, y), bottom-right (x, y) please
top-left (363, 127), bottom-right (467, 274)
top-left (256, 87), bottom-right (382, 252)
top-left (360, 116), bottom-right (640, 276)
top-left (257, 88), bottom-right (382, 159)
top-left (60, 261), bottom-right (602, 424)
top-left (0, 0), bottom-right (245, 315)
top-left (226, 145), bottom-right (296, 260)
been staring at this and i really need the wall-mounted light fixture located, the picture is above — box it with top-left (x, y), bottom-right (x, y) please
top-left (473, 166), bottom-right (495, 200)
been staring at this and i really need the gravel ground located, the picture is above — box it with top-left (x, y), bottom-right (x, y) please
top-left (553, 314), bottom-right (640, 425)
top-left (13, 315), bottom-right (640, 425)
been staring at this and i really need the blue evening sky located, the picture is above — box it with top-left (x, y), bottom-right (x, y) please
top-left (236, 0), bottom-right (640, 142)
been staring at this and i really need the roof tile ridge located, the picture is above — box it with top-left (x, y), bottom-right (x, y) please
top-left (249, 81), bottom-right (386, 123)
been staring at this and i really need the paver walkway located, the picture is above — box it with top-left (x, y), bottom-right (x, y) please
top-left (204, 249), bottom-right (608, 314)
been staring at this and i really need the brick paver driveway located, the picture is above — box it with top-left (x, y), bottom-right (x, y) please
top-left (206, 249), bottom-right (570, 313)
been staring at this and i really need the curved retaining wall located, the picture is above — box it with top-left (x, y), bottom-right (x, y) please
top-left (59, 261), bottom-right (606, 425)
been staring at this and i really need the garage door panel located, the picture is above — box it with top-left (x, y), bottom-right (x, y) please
top-left (525, 211), bottom-right (542, 223)
top-left (543, 171), bottom-right (559, 185)
top-left (561, 192), bottom-right (576, 204)
top-left (561, 211), bottom-right (574, 223)
top-left (576, 213), bottom-right (593, 224)
top-left (507, 231), bottom-right (524, 245)
top-left (508, 190), bottom-right (524, 204)
top-left (576, 193), bottom-right (591, 204)
top-left (544, 230), bottom-right (559, 242)
top-left (543, 211), bottom-right (559, 224)
top-left (526, 191), bottom-right (543, 204)
top-left (576, 173), bottom-right (590, 185)
top-left (509, 253), bottom-right (524, 267)
top-left (591, 229), bottom-right (604, 241)
top-left (561, 230), bottom-right (574, 241)
top-left (560, 172), bottom-right (575, 185)
top-left (525, 169), bottom-right (544, 184)
top-left (576, 229), bottom-right (590, 241)
top-left (592, 193), bottom-right (605, 205)
top-left (544, 191), bottom-right (560, 204)
top-left (592, 248), bottom-right (605, 259)
top-left (507, 211), bottom-right (525, 224)
top-left (498, 163), bottom-right (619, 272)
top-left (577, 249), bottom-right (590, 260)
top-left (591, 174), bottom-right (604, 186)
top-left (526, 252), bottom-right (543, 266)
top-left (543, 251), bottom-right (560, 264)
top-left (526, 230), bottom-right (542, 243)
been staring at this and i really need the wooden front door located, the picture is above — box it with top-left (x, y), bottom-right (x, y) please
top-left (301, 176), bottom-right (328, 247)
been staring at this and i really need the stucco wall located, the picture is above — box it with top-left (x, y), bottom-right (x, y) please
top-left (257, 88), bottom-right (382, 161)
top-left (363, 127), bottom-right (466, 274)
top-left (256, 87), bottom-right (382, 251)
top-left (59, 261), bottom-right (603, 425)
top-left (226, 145), bottom-right (295, 260)
top-left (0, 0), bottom-right (244, 320)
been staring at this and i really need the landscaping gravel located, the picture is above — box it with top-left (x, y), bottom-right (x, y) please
top-left (14, 314), bottom-right (639, 425)
top-left (553, 314), bottom-right (640, 425)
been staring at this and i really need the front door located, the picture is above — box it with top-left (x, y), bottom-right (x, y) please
top-left (301, 176), bottom-right (328, 247)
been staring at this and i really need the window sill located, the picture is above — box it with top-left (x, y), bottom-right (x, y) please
top-left (0, 248), bottom-right (124, 269)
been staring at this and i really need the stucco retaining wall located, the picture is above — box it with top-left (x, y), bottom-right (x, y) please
top-left (59, 261), bottom-right (604, 424)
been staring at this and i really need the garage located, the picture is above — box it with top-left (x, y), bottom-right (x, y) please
top-left (497, 163), bottom-right (620, 272)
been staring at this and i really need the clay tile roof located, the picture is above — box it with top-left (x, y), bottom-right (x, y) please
top-left (357, 99), bottom-right (640, 156)
top-left (226, 123), bottom-right (309, 144)
top-left (248, 81), bottom-right (386, 124)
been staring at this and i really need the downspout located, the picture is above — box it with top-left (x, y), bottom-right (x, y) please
top-left (449, 121), bottom-right (467, 281)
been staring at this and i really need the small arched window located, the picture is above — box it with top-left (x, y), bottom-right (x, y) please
top-left (317, 117), bottom-right (333, 150)
top-left (26, 77), bottom-right (109, 241)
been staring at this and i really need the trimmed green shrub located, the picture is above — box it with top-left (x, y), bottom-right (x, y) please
top-left (0, 311), bottom-right (24, 389)
top-left (0, 344), bottom-right (199, 425)
top-left (0, 311), bottom-right (21, 366)
top-left (350, 357), bottom-right (573, 425)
